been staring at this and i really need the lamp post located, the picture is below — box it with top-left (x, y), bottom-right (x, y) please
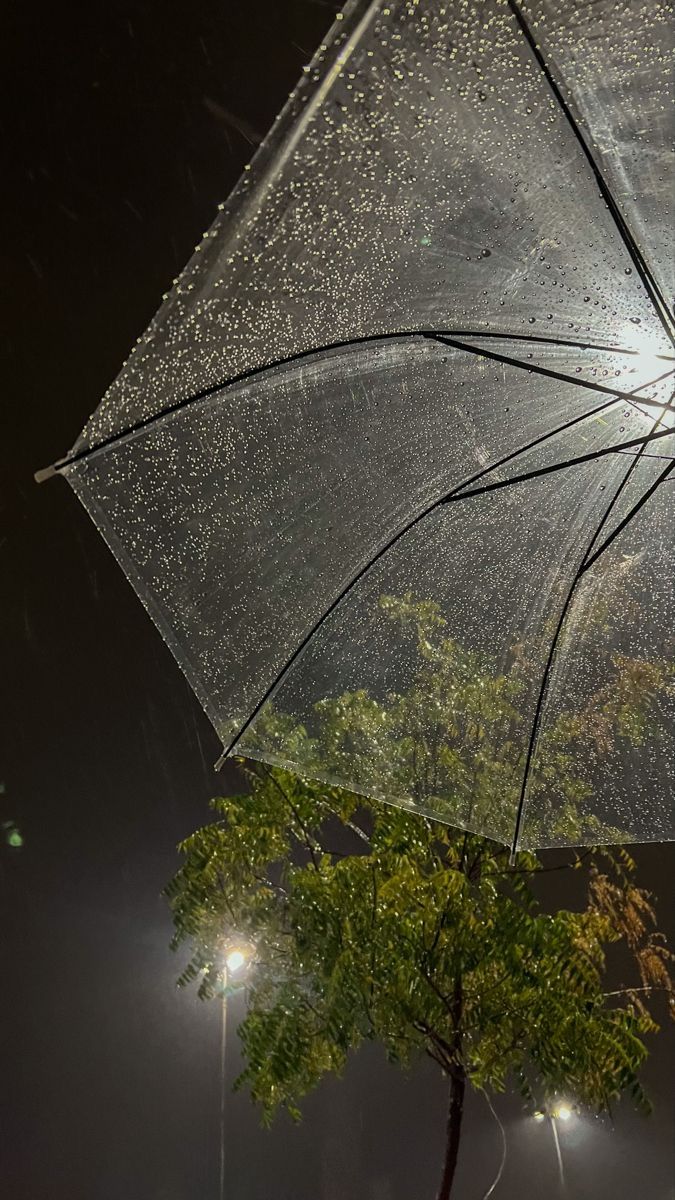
top-left (219, 944), bottom-right (253, 1200)
top-left (532, 1103), bottom-right (573, 1189)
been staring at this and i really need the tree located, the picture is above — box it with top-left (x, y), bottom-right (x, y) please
top-left (166, 597), bottom-right (673, 1199)
top-left (238, 590), bottom-right (673, 848)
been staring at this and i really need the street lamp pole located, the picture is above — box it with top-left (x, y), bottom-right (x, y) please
top-left (533, 1103), bottom-right (572, 1192)
top-left (219, 966), bottom-right (228, 1200)
top-left (218, 945), bottom-right (252, 1200)
top-left (549, 1114), bottom-right (565, 1188)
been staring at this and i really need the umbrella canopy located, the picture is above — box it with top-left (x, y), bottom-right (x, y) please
top-left (40, 0), bottom-right (674, 851)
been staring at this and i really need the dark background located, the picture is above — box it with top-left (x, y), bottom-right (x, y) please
top-left (2, 2), bottom-right (673, 1197)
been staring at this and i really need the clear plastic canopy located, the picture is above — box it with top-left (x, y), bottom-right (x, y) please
top-left (53, 0), bottom-right (674, 850)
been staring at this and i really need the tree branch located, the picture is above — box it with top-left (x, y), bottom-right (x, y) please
top-left (485, 850), bottom-right (593, 878)
top-left (413, 1019), bottom-right (457, 1069)
top-left (603, 985), bottom-right (669, 998)
top-left (315, 794), bottom-right (372, 848)
top-left (259, 764), bottom-right (322, 870)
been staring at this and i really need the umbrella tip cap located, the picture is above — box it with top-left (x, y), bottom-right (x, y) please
top-left (34, 464), bottom-right (59, 484)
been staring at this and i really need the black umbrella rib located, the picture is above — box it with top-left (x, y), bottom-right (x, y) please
top-left (509, 390), bottom-right (674, 857)
top-left (580, 457), bottom-right (675, 577)
top-left (507, 0), bottom-right (674, 349)
top-left (36, 330), bottom-right (672, 479)
top-left (218, 366), bottom-right (672, 765)
top-left (443, 423), bottom-right (675, 503)
top-left (430, 335), bottom-right (675, 413)
top-left (616, 450), bottom-right (675, 462)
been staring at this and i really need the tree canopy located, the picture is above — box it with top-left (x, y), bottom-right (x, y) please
top-left (166, 595), bottom-right (673, 1198)
top-left (239, 591), bottom-right (673, 848)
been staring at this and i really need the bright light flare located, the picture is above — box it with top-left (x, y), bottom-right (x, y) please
top-left (225, 948), bottom-right (247, 974)
top-left (533, 1111), bottom-right (546, 1122)
top-left (555, 1105), bottom-right (572, 1121)
top-left (618, 324), bottom-right (675, 426)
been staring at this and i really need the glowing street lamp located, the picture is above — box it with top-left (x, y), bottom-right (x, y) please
top-left (224, 947), bottom-right (248, 976)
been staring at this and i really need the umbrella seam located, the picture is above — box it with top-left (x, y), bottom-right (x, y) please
top-left (509, 390), bottom-right (674, 855)
top-left (580, 457), bottom-right (675, 577)
top-left (430, 336), bottom-right (675, 415)
top-left (38, 331), bottom-right (673, 479)
top-left (506, 0), bottom-right (675, 349)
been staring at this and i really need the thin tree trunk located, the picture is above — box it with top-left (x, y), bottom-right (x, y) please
top-left (435, 1065), bottom-right (466, 1200)
top-left (435, 969), bottom-right (465, 1200)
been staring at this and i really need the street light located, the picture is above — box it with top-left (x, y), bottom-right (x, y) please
top-left (531, 1102), bottom-right (576, 1187)
top-left (220, 941), bottom-right (254, 1200)
top-left (225, 947), bottom-right (247, 975)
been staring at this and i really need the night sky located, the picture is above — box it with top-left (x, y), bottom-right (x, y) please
top-left (2, 3), bottom-right (673, 1197)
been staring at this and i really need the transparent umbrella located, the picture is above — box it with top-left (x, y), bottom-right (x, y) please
top-left (38, 0), bottom-right (674, 853)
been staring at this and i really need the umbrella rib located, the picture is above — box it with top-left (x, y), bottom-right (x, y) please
top-left (616, 450), bottom-right (675, 462)
top-left (218, 367), bottom-right (672, 765)
top-left (36, 330), bottom-right (673, 479)
top-left (430, 335), bottom-right (675, 413)
top-left (443, 423), bottom-right (675, 503)
top-left (580, 457), bottom-right (675, 577)
top-left (509, 390), bottom-right (674, 856)
top-left (506, 0), bottom-right (674, 349)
